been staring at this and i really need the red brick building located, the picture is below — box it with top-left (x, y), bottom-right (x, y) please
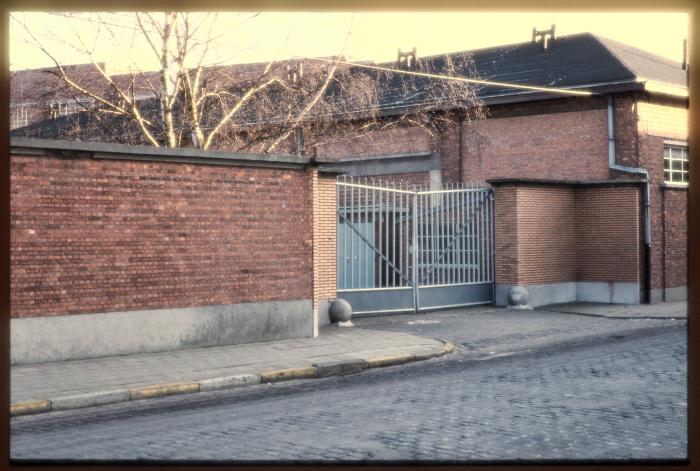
top-left (317, 32), bottom-right (688, 307)
top-left (9, 31), bottom-right (688, 362)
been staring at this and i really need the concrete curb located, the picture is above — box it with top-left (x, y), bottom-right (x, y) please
top-left (313, 359), bottom-right (369, 377)
top-left (129, 382), bottom-right (200, 400)
top-left (199, 374), bottom-right (260, 392)
top-left (11, 341), bottom-right (452, 417)
top-left (10, 400), bottom-right (51, 416)
top-left (260, 367), bottom-right (318, 383)
top-left (52, 390), bottom-right (130, 411)
top-left (365, 352), bottom-right (416, 368)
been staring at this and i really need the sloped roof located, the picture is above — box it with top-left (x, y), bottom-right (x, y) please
top-left (592, 34), bottom-right (686, 87)
top-left (465, 32), bottom-right (637, 97)
top-left (11, 32), bottom-right (687, 141)
top-left (371, 32), bottom-right (686, 108)
top-left (10, 63), bottom-right (105, 104)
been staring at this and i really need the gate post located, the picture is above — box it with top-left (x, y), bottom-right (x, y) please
top-left (412, 192), bottom-right (419, 312)
top-left (311, 169), bottom-right (338, 336)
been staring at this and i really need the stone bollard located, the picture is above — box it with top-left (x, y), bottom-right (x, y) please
top-left (507, 286), bottom-right (533, 310)
top-left (329, 299), bottom-right (353, 326)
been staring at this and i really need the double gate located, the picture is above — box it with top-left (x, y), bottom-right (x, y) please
top-left (336, 176), bottom-right (494, 315)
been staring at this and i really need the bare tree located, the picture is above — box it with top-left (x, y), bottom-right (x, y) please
top-left (11, 12), bottom-right (484, 154)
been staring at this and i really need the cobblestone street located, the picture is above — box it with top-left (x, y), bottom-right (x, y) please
top-left (11, 326), bottom-right (686, 462)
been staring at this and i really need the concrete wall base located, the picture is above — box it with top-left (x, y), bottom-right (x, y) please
top-left (496, 282), bottom-right (640, 307)
top-left (651, 286), bottom-right (688, 303)
top-left (496, 282), bottom-right (576, 307)
top-left (11, 299), bottom-right (312, 365)
top-left (316, 298), bottom-right (332, 330)
top-left (576, 282), bottom-right (640, 304)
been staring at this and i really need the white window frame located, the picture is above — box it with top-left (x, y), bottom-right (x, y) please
top-left (10, 106), bottom-right (29, 129)
top-left (664, 142), bottom-right (689, 185)
top-left (50, 98), bottom-right (95, 119)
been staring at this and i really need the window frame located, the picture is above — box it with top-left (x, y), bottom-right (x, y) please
top-left (663, 141), bottom-right (689, 185)
top-left (10, 105), bottom-right (29, 129)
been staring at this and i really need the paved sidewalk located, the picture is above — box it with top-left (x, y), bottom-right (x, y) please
top-left (11, 327), bottom-right (451, 416)
top-left (540, 301), bottom-right (687, 319)
top-left (11, 301), bottom-right (687, 417)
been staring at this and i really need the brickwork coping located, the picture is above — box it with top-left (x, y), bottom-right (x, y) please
top-left (11, 137), bottom-right (310, 169)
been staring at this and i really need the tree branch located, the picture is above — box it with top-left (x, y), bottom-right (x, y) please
top-left (264, 64), bottom-right (338, 153)
top-left (203, 77), bottom-right (284, 150)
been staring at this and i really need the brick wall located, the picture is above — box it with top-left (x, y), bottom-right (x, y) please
top-left (10, 154), bottom-right (314, 318)
top-left (492, 182), bottom-right (641, 288)
top-left (612, 94), bottom-right (641, 169)
top-left (575, 186), bottom-right (641, 283)
top-left (493, 185), bottom-right (577, 286)
top-left (373, 171), bottom-right (431, 187)
top-left (636, 95), bottom-right (688, 140)
top-left (515, 187), bottom-right (577, 284)
top-left (312, 171), bottom-right (337, 311)
top-left (460, 102), bottom-right (610, 183)
top-left (635, 96), bottom-right (688, 291)
top-left (662, 187), bottom-right (688, 289)
top-left (439, 122), bottom-right (462, 184)
top-left (493, 186), bottom-right (518, 285)
top-left (311, 126), bottom-right (435, 160)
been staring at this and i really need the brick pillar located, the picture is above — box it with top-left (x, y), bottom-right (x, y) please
top-left (311, 169), bottom-right (338, 336)
top-left (492, 184), bottom-right (519, 306)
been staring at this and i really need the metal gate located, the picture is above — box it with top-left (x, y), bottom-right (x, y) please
top-left (336, 176), bottom-right (494, 315)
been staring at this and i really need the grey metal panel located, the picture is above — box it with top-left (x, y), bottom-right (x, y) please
top-left (336, 176), bottom-right (494, 314)
top-left (319, 152), bottom-right (440, 177)
top-left (418, 283), bottom-right (493, 309)
top-left (337, 288), bottom-right (414, 314)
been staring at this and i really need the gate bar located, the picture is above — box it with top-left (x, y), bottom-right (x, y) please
top-left (412, 190), bottom-right (419, 311)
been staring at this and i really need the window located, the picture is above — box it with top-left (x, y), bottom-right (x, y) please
top-left (49, 98), bottom-right (95, 119)
top-left (10, 106), bottom-right (29, 129)
top-left (664, 144), bottom-right (689, 184)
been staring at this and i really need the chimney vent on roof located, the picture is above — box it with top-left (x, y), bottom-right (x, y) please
top-left (397, 48), bottom-right (417, 69)
top-left (286, 62), bottom-right (303, 83)
top-left (532, 24), bottom-right (556, 51)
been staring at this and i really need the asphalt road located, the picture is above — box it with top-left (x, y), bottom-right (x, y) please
top-left (11, 325), bottom-right (687, 463)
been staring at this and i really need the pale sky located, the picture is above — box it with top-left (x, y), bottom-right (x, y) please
top-left (9, 11), bottom-right (689, 73)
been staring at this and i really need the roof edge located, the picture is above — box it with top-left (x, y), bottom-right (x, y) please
top-left (590, 33), bottom-right (687, 92)
top-left (10, 137), bottom-right (310, 169)
top-left (487, 177), bottom-right (646, 187)
top-left (640, 79), bottom-right (688, 98)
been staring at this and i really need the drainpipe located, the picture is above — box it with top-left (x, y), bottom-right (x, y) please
top-left (607, 95), bottom-right (652, 303)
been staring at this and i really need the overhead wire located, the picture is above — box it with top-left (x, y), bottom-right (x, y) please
top-left (300, 56), bottom-right (596, 96)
